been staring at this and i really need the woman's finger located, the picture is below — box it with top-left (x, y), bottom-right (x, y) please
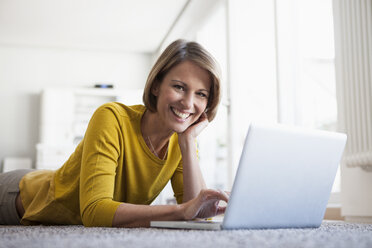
top-left (216, 206), bottom-right (227, 215)
top-left (191, 117), bottom-right (209, 136)
top-left (217, 189), bottom-right (229, 202)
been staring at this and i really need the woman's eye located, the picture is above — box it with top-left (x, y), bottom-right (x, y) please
top-left (197, 92), bottom-right (208, 98)
top-left (174, 85), bottom-right (184, 91)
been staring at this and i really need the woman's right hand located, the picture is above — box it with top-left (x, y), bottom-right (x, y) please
top-left (181, 189), bottom-right (229, 220)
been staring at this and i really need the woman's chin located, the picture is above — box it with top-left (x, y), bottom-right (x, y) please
top-left (171, 124), bottom-right (189, 134)
top-left (173, 127), bottom-right (187, 134)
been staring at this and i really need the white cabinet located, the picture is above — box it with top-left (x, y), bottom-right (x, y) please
top-left (36, 88), bottom-right (142, 170)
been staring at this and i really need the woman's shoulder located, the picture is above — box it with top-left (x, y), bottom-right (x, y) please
top-left (95, 102), bottom-right (146, 119)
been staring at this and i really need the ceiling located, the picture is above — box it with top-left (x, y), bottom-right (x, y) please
top-left (0, 0), bottom-right (188, 53)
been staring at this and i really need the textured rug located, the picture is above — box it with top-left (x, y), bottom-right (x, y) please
top-left (1, 221), bottom-right (372, 248)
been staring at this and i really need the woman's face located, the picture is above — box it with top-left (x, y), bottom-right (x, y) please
top-left (152, 60), bottom-right (211, 133)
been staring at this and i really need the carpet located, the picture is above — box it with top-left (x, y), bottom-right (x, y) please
top-left (1, 221), bottom-right (372, 248)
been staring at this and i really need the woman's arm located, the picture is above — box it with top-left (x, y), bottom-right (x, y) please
top-left (112, 203), bottom-right (183, 227)
top-left (112, 189), bottom-right (229, 227)
top-left (178, 136), bottom-right (207, 202)
top-left (79, 104), bottom-right (123, 227)
top-left (178, 112), bottom-right (209, 202)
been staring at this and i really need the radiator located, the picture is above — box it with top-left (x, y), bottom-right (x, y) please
top-left (333, 0), bottom-right (372, 170)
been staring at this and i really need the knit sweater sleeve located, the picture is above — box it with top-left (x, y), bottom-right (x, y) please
top-left (171, 160), bottom-right (184, 204)
top-left (79, 104), bottom-right (123, 227)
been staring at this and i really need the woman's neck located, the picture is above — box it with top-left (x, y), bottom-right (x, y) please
top-left (141, 110), bottom-right (174, 156)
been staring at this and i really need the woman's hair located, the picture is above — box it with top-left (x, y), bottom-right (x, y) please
top-left (143, 39), bottom-right (221, 122)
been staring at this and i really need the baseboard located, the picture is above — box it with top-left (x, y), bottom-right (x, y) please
top-left (344, 216), bottom-right (372, 224)
top-left (324, 207), bottom-right (345, 221)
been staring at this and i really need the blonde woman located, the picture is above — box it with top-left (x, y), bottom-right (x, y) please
top-left (0, 39), bottom-right (229, 227)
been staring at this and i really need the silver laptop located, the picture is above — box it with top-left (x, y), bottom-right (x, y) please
top-left (151, 123), bottom-right (347, 230)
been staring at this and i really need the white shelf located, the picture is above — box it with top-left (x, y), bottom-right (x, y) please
top-left (36, 87), bottom-right (142, 170)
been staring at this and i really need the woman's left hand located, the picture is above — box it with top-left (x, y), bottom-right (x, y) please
top-left (178, 112), bottom-right (209, 142)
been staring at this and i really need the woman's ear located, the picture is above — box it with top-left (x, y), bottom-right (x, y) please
top-left (151, 82), bottom-right (160, 96)
top-left (204, 108), bottom-right (211, 121)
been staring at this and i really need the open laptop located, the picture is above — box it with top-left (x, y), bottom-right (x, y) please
top-left (151, 123), bottom-right (347, 230)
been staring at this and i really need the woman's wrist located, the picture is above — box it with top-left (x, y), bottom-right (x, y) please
top-left (178, 200), bottom-right (197, 221)
top-left (177, 202), bottom-right (188, 220)
top-left (178, 134), bottom-right (194, 152)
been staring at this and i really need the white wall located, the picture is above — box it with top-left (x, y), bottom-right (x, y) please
top-left (0, 45), bottom-right (151, 166)
top-left (341, 165), bottom-right (372, 221)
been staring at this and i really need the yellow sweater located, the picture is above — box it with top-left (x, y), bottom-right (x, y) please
top-left (19, 103), bottom-right (184, 227)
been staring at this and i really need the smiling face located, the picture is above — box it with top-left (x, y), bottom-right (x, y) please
top-left (152, 60), bottom-right (211, 133)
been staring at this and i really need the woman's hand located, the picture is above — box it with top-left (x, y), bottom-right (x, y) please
top-left (178, 112), bottom-right (209, 142)
top-left (181, 189), bottom-right (229, 220)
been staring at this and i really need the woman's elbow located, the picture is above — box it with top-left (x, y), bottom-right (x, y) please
top-left (80, 200), bottom-right (118, 227)
top-left (81, 208), bottom-right (96, 227)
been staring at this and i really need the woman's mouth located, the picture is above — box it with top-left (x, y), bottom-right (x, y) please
top-left (171, 107), bottom-right (191, 120)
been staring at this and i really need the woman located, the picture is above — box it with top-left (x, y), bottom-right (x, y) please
top-left (0, 39), bottom-right (229, 227)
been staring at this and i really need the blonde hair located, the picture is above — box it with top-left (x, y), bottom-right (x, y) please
top-left (143, 39), bottom-right (221, 122)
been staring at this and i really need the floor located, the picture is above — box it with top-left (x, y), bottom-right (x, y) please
top-left (1, 221), bottom-right (372, 248)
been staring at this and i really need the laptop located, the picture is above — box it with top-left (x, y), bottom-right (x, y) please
top-left (151, 123), bottom-right (347, 230)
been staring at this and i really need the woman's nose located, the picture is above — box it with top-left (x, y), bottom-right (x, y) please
top-left (180, 93), bottom-right (193, 109)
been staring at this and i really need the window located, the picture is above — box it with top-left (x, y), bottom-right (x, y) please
top-left (276, 0), bottom-right (340, 193)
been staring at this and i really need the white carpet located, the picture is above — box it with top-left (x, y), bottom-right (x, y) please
top-left (1, 221), bottom-right (372, 248)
